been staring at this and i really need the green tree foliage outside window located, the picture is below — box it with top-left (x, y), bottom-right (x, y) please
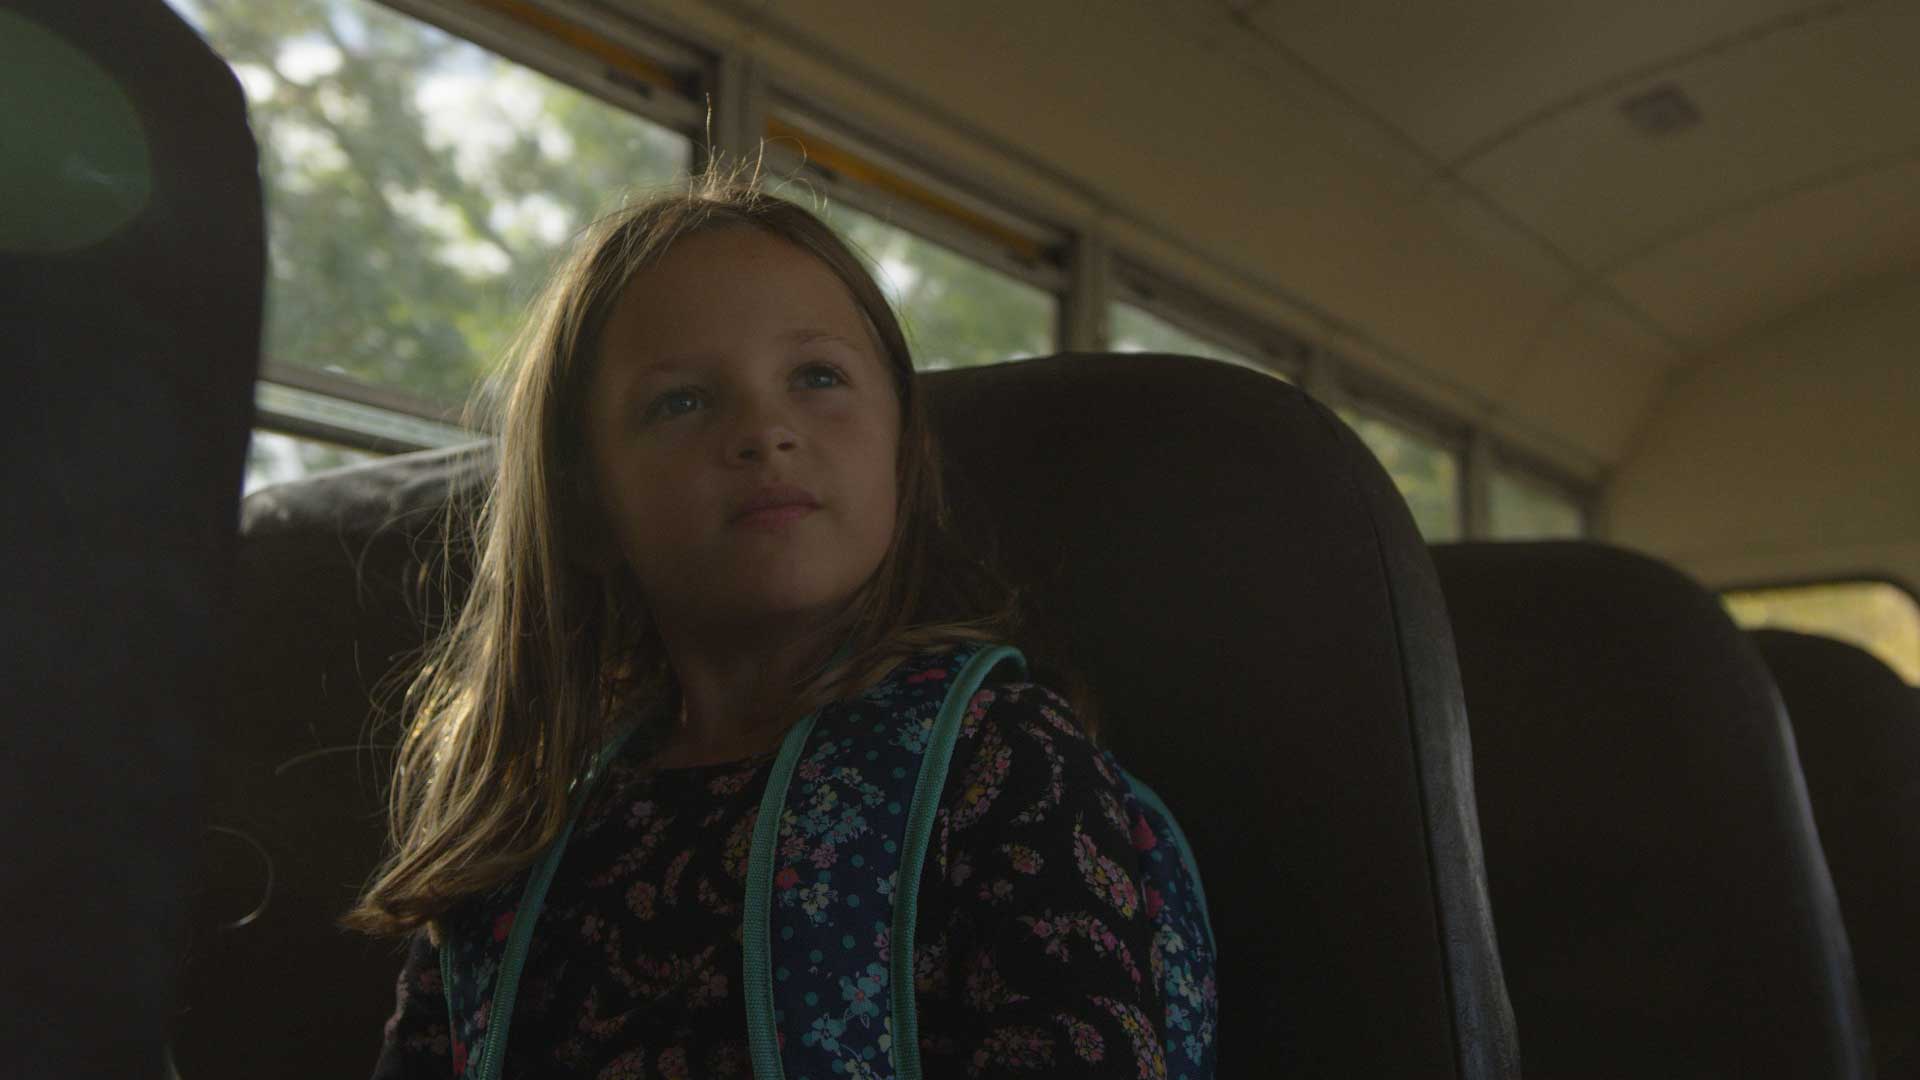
top-left (1489, 466), bottom-right (1585, 539)
top-left (822, 203), bottom-right (1054, 370)
top-left (1110, 301), bottom-right (1285, 380)
top-left (1725, 582), bottom-right (1920, 684)
top-left (168, 0), bottom-right (691, 406)
top-left (1339, 409), bottom-right (1462, 541)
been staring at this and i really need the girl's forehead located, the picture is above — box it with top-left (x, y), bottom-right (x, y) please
top-left (599, 229), bottom-right (881, 365)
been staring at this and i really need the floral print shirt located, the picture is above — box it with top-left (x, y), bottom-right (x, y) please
top-left (371, 652), bottom-right (1167, 1079)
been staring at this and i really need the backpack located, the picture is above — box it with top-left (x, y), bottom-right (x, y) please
top-left (441, 642), bottom-right (1217, 1080)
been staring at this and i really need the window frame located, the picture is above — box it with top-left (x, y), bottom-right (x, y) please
top-left (243, 428), bottom-right (391, 494)
top-left (1721, 574), bottom-right (1920, 611)
top-left (759, 98), bottom-right (1073, 298)
top-left (254, 374), bottom-right (476, 455)
top-left (1485, 445), bottom-right (1593, 540)
top-left (1340, 373), bottom-right (1472, 540)
top-left (1108, 260), bottom-right (1307, 380)
top-left (222, 0), bottom-right (1609, 538)
top-left (1720, 574), bottom-right (1920, 681)
top-left (381, 0), bottom-right (711, 133)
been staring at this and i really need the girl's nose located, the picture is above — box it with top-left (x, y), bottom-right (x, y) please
top-left (736, 430), bottom-right (799, 461)
top-left (732, 402), bottom-right (800, 461)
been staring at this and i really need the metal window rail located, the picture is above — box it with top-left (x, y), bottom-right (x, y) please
top-left (254, 363), bottom-right (482, 454)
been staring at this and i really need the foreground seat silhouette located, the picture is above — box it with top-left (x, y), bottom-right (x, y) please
top-left (182, 353), bottom-right (1519, 1078)
top-left (1433, 541), bottom-right (1870, 1079)
top-left (0, 2), bottom-right (262, 1076)
top-left (1755, 628), bottom-right (1920, 1078)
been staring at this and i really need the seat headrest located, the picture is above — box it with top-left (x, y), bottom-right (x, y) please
top-left (3, 2), bottom-right (263, 1076)
top-left (1433, 542), bottom-right (1870, 1080)
top-left (930, 355), bottom-right (1519, 1076)
top-left (1752, 628), bottom-right (1920, 1076)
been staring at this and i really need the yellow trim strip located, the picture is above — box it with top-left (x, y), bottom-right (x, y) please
top-left (765, 116), bottom-right (1046, 265)
top-left (468, 0), bottom-right (679, 93)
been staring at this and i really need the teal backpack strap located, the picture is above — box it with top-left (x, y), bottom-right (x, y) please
top-left (451, 723), bottom-right (640, 1080)
top-left (741, 642), bottom-right (1026, 1080)
top-left (446, 640), bottom-right (866, 1080)
top-left (1124, 772), bottom-right (1217, 958)
top-left (1112, 758), bottom-right (1220, 1078)
top-left (742, 708), bottom-right (825, 1079)
top-left (888, 644), bottom-right (1028, 1080)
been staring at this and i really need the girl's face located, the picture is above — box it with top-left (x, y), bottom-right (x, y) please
top-left (582, 227), bottom-right (903, 643)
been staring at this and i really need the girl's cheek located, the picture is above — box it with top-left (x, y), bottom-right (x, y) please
top-left (808, 393), bottom-right (860, 423)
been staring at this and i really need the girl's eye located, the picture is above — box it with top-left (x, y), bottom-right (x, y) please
top-left (647, 387), bottom-right (704, 420)
top-left (796, 364), bottom-right (847, 390)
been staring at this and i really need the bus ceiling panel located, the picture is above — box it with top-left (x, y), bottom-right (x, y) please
top-left (1447, 2), bottom-right (1920, 273)
top-left (1238, 0), bottom-right (1865, 166)
top-left (1490, 293), bottom-right (1679, 467)
top-left (1607, 154), bottom-right (1920, 354)
top-left (1602, 270), bottom-right (1920, 590)
top-left (1234, 0), bottom-right (1920, 414)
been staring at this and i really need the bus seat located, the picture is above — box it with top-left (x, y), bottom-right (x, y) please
top-left (1754, 628), bottom-right (1920, 1079)
top-left (0, 2), bottom-right (262, 1078)
top-left (183, 353), bottom-right (1519, 1079)
top-left (1431, 542), bottom-right (1871, 1080)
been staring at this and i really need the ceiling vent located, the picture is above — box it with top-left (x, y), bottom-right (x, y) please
top-left (1620, 83), bottom-right (1702, 136)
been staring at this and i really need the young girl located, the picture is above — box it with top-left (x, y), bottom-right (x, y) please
top-left (349, 169), bottom-right (1195, 1079)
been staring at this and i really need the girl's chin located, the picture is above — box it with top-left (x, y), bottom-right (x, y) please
top-left (694, 583), bottom-right (861, 625)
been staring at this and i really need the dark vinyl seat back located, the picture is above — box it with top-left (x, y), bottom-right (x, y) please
top-left (1, 2), bottom-right (262, 1077)
top-left (1754, 628), bottom-right (1920, 1078)
top-left (1432, 542), bottom-right (1871, 1080)
top-left (184, 353), bottom-right (1519, 1078)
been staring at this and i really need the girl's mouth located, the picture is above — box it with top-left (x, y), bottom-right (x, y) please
top-left (732, 505), bottom-right (818, 529)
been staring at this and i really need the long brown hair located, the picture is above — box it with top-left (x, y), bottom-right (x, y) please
top-left (343, 164), bottom-right (1071, 940)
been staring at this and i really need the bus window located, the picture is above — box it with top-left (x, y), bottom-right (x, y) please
top-left (1109, 301), bottom-right (1284, 379)
top-left (1490, 465), bottom-right (1586, 540)
top-left (1341, 409), bottom-right (1463, 541)
top-left (244, 430), bottom-right (379, 494)
top-left (824, 202), bottom-right (1054, 371)
top-left (165, 0), bottom-right (693, 407)
top-left (1725, 581), bottom-right (1920, 684)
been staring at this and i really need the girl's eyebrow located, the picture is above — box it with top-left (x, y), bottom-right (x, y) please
top-left (780, 327), bottom-right (864, 351)
top-left (634, 328), bottom-right (865, 377)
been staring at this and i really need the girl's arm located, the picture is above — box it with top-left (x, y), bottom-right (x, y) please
top-left (917, 681), bottom-right (1168, 1080)
top-left (369, 930), bottom-right (457, 1079)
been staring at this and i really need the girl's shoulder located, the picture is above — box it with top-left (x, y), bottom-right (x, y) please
top-left (955, 678), bottom-right (1090, 752)
top-left (787, 645), bottom-right (1128, 875)
top-left (939, 677), bottom-right (1129, 825)
top-left (788, 642), bottom-right (1129, 845)
top-left (840, 642), bottom-right (1123, 812)
top-left (840, 642), bottom-right (1094, 750)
